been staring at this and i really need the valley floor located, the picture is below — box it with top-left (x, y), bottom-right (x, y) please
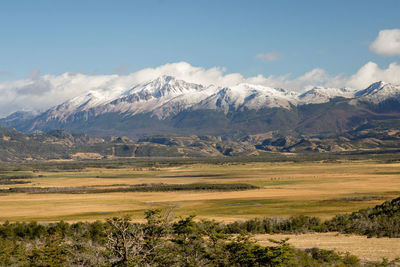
top-left (0, 160), bottom-right (400, 222)
top-left (255, 233), bottom-right (400, 262)
top-left (1, 159), bottom-right (400, 263)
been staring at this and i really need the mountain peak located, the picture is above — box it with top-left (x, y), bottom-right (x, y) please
top-left (298, 86), bottom-right (355, 104)
top-left (353, 81), bottom-right (400, 104)
top-left (370, 81), bottom-right (386, 88)
top-left (128, 75), bottom-right (205, 99)
top-left (359, 81), bottom-right (386, 94)
top-left (355, 81), bottom-right (391, 97)
top-left (152, 75), bottom-right (176, 84)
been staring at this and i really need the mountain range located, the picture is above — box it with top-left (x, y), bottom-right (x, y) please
top-left (1, 76), bottom-right (400, 138)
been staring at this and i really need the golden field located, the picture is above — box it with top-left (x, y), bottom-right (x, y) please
top-left (255, 233), bottom-right (400, 262)
top-left (0, 160), bottom-right (399, 222)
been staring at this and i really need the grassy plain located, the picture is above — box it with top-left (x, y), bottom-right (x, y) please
top-left (255, 233), bottom-right (400, 262)
top-left (0, 160), bottom-right (400, 222)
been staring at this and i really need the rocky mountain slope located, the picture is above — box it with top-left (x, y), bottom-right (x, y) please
top-left (0, 126), bottom-right (261, 161)
top-left (1, 124), bottom-right (400, 162)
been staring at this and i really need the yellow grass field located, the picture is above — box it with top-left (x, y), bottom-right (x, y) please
top-left (0, 160), bottom-right (399, 222)
top-left (255, 233), bottom-right (400, 262)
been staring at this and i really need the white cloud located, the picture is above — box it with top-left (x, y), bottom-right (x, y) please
top-left (1, 61), bottom-right (400, 117)
top-left (347, 61), bottom-right (400, 89)
top-left (370, 29), bottom-right (400, 56)
top-left (242, 68), bottom-right (347, 91)
top-left (256, 52), bottom-right (283, 61)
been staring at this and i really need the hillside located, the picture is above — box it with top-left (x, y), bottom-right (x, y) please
top-left (1, 124), bottom-right (400, 161)
top-left (0, 126), bottom-right (261, 161)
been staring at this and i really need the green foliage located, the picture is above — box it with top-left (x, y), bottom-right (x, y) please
top-left (29, 234), bottom-right (68, 266)
top-left (308, 247), bottom-right (341, 263)
top-left (326, 196), bottom-right (400, 237)
top-left (0, 238), bottom-right (28, 266)
top-left (225, 197), bottom-right (400, 238)
top-left (226, 215), bottom-right (323, 235)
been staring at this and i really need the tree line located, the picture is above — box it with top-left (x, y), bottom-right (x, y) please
top-left (226, 196), bottom-right (400, 238)
top-left (0, 183), bottom-right (258, 194)
top-left (0, 210), bottom-right (363, 266)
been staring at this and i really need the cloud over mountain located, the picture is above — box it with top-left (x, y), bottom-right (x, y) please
top-left (1, 61), bottom-right (400, 117)
top-left (347, 62), bottom-right (400, 89)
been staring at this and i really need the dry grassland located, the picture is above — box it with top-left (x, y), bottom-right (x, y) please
top-left (0, 161), bottom-right (399, 222)
top-left (255, 233), bottom-right (400, 262)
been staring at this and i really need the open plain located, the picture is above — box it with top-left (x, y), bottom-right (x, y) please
top-left (255, 233), bottom-right (400, 262)
top-left (1, 159), bottom-right (400, 222)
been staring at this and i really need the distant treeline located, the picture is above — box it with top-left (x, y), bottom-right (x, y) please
top-left (0, 183), bottom-right (258, 194)
top-left (0, 180), bottom-right (30, 185)
top-left (0, 173), bottom-right (32, 185)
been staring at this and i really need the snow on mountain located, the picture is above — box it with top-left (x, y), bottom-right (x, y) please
top-left (298, 86), bottom-right (356, 104)
top-left (42, 89), bottom-right (121, 121)
top-left (1, 110), bottom-right (39, 122)
top-left (354, 81), bottom-right (400, 104)
top-left (101, 76), bottom-right (215, 118)
top-left (149, 85), bottom-right (220, 118)
top-left (193, 83), bottom-right (298, 113)
top-left (104, 78), bottom-right (299, 118)
top-left (40, 75), bottom-right (202, 121)
top-left (122, 75), bottom-right (204, 99)
top-left (25, 76), bottom-right (400, 124)
top-left (40, 76), bottom-right (303, 121)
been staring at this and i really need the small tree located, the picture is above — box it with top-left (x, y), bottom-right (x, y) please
top-left (140, 208), bottom-right (173, 266)
top-left (171, 215), bottom-right (208, 266)
top-left (106, 216), bottom-right (144, 266)
top-left (106, 209), bottom-right (173, 266)
top-left (29, 233), bottom-right (68, 266)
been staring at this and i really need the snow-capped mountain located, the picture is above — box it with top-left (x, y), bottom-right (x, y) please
top-left (39, 76), bottom-right (204, 121)
top-left (43, 90), bottom-right (116, 121)
top-left (40, 76), bottom-right (304, 121)
top-left (2, 76), bottom-right (400, 138)
top-left (298, 86), bottom-right (356, 104)
top-left (193, 83), bottom-right (298, 113)
top-left (104, 76), bottom-right (215, 119)
top-left (354, 81), bottom-right (400, 104)
top-left (47, 76), bottom-right (400, 123)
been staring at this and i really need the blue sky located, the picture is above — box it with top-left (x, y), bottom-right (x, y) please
top-left (0, 0), bottom-right (400, 116)
top-left (0, 0), bottom-right (399, 80)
